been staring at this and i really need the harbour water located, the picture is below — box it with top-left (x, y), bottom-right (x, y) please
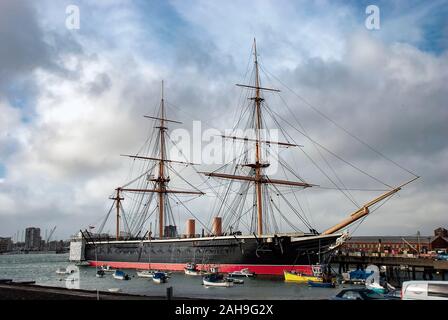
top-left (1, 253), bottom-right (352, 299)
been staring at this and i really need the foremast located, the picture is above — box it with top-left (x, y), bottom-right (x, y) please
top-left (113, 81), bottom-right (204, 240)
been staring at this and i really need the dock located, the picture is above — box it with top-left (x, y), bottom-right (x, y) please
top-left (333, 253), bottom-right (448, 282)
top-left (0, 280), bottom-right (194, 300)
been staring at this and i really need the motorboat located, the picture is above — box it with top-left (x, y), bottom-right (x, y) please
top-left (55, 268), bottom-right (68, 275)
top-left (203, 274), bottom-right (234, 287)
top-left (283, 271), bottom-right (322, 283)
top-left (113, 270), bottom-right (130, 280)
top-left (152, 272), bottom-right (167, 284)
top-left (100, 265), bottom-right (116, 272)
top-left (228, 268), bottom-right (255, 278)
top-left (308, 280), bottom-right (335, 288)
top-left (96, 269), bottom-right (105, 278)
top-left (184, 263), bottom-right (210, 276)
top-left (136, 270), bottom-right (156, 278)
top-left (225, 277), bottom-right (244, 284)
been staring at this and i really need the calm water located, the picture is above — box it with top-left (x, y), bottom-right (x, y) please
top-left (0, 253), bottom-right (358, 299)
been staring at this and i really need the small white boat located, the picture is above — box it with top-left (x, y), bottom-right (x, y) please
top-left (56, 267), bottom-right (74, 275)
top-left (113, 270), bottom-right (130, 280)
top-left (184, 263), bottom-right (210, 276)
top-left (55, 268), bottom-right (68, 275)
top-left (136, 270), bottom-right (156, 278)
top-left (108, 288), bottom-right (121, 293)
top-left (226, 277), bottom-right (244, 284)
top-left (100, 265), bottom-right (116, 272)
top-left (203, 274), bottom-right (234, 287)
top-left (228, 268), bottom-right (255, 278)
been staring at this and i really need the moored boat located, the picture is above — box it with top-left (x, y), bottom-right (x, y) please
top-left (308, 280), bottom-right (335, 288)
top-left (113, 270), bottom-right (130, 280)
top-left (184, 263), bottom-right (210, 276)
top-left (228, 268), bottom-right (255, 278)
top-left (203, 274), bottom-right (234, 287)
top-left (284, 271), bottom-right (322, 283)
top-left (96, 269), bottom-right (105, 278)
top-left (226, 277), bottom-right (244, 284)
top-left (55, 268), bottom-right (68, 275)
top-left (152, 272), bottom-right (167, 284)
top-left (100, 265), bottom-right (116, 273)
top-left (136, 270), bottom-right (156, 278)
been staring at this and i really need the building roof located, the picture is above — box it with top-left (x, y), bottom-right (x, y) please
top-left (347, 236), bottom-right (432, 243)
top-left (431, 235), bottom-right (448, 243)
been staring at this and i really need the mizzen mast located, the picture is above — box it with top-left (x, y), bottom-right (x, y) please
top-left (110, 188), bottom-right (124, 240)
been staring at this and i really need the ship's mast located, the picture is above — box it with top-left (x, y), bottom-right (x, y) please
top-left (253, 39), bottom-right (264, 236)
top-left (158, 81), bottom-right (167, 238)
top-left (201, 39), bottom-right (313, 237)
top-left (114, 81), bottom-right (204, 240)
top-left (111, 188), bottom-right (124, 240)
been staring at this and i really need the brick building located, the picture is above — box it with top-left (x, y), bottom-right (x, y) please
top-left (342, 227), bottom-right (448, 254)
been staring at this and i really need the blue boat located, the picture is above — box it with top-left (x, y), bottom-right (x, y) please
top-left (349, 269), bottom-right (374, 280)
top-left (113, 270), bottom-right (130, 280)
top-left (152, 272), bottom-right (167, 284)
top-left (308, 280), bottom-right (335, 288)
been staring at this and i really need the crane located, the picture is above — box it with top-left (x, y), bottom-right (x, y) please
top-left (46, 226), bottom-right (57, 243)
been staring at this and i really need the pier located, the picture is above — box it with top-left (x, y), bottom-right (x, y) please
top-left (333, 253), bottom-right (448, 283)
top-left (0, 280), bottom-right (194, 300)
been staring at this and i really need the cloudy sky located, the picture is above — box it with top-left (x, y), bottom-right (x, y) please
top-left (0, 0), bottom-right (447, 240)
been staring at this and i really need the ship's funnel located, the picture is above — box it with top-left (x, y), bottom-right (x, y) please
top-left (212, 217), bottom-right (222, 236)
top-left (186, 219), bottom-right (195, 238)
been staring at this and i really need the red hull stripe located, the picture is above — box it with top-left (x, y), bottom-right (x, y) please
top-left (89, 261), bottom-right (313, 275)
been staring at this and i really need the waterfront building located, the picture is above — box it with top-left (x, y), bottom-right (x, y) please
top-left (431, 227), bottom-right (448, 250)
top-left (342, 227), bottom-right (448, 255)
top-left (0, 237), bottom-right (12, 253)
top-left (25, 227), bottom-right (42, 250)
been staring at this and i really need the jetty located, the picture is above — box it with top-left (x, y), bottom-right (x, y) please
top-left (334, 253), bottom-right (448, 282)
top-left (0, 280), bottom-right (192, 300)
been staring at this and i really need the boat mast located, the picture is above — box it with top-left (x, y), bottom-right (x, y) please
top-left (111, 188), bottom-right (124, 240)
top-left (115, 81), bottom-right (204, 240)
top-left (253, 38), bottom-right (264, 237)
top-left (201, 40), bottom-right (313, 237)
top-left (158, 81), bottom-right (167, 239)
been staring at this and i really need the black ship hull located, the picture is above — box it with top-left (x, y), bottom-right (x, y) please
top-left (81, 233), bottom-right (343, 275)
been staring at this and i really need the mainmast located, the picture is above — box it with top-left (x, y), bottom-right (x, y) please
top-left (253, 39), bottom-right (264, 236)
top-left (201, 39), bottom-right (313, 237)
top-left (158, 81), bottom-right (167, 238)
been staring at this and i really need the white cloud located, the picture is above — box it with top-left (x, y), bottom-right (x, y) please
top-left (0, 0), bottom-right (447, 239)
